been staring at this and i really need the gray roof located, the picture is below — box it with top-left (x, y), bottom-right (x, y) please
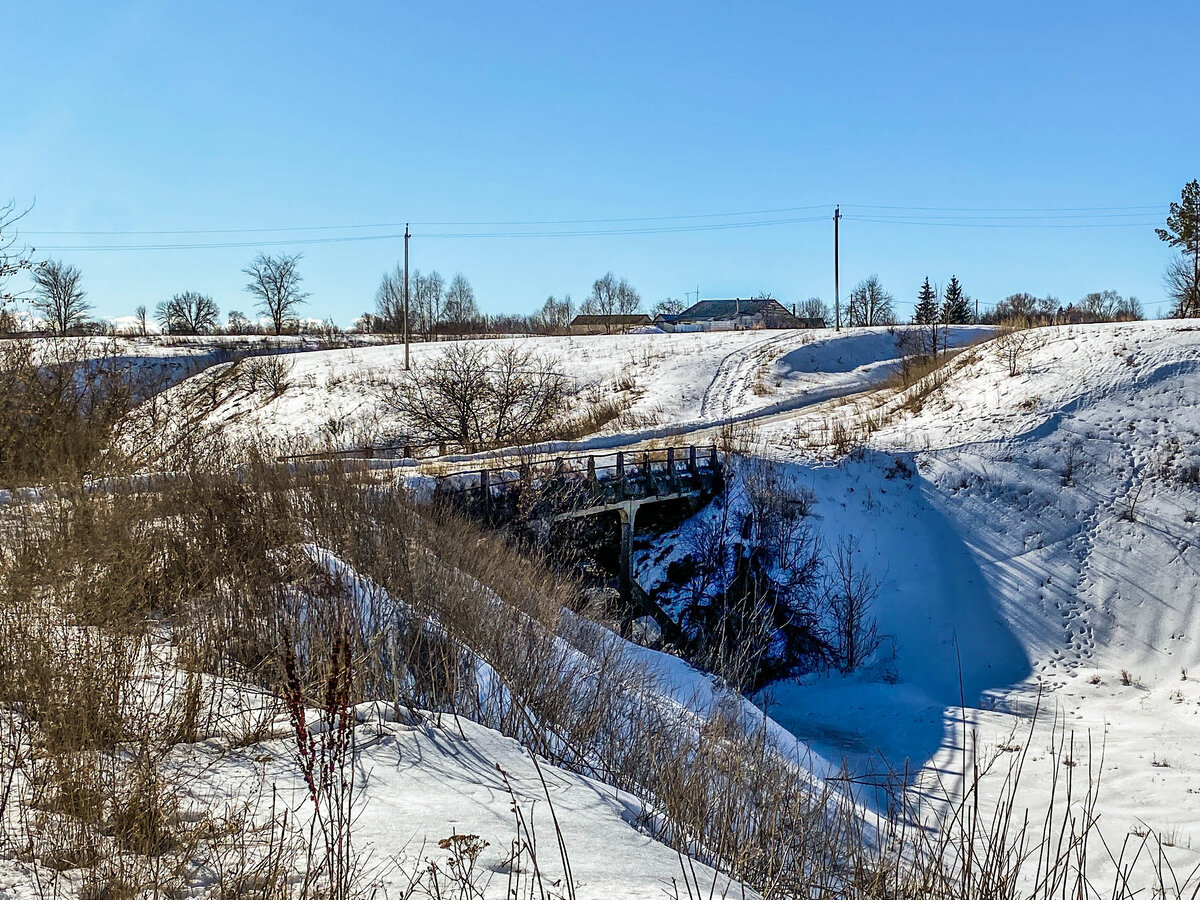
top-left (569, 314), bottom-right (653, 325)
top-left (675, 299), bottom-right (800, 324)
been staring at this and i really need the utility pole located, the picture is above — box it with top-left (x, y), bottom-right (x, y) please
top-left (403, 223), bottom-right (410, 371)
top-left (833, 205), bottom-right (842, 331)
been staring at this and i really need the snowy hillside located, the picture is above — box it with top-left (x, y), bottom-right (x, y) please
top-left (15, 320), bottom-right (1199, 895)
top-left (724, 321), bottom-right (1200, 882)
top-left (166, 327), bottom-right (990, 450)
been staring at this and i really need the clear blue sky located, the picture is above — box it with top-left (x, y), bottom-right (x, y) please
top-left (6, 1), bottom-right (1198, 325)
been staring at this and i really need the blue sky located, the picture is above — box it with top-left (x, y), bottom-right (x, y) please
top-left (6, 1), bottom-right (1198, 324)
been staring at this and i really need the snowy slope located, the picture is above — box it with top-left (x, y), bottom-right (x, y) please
top-left (737, 321), bottom-right (1200, 881)
top-left (167, 327), bottom-right (990, 450)
top-left (0, 705), bottom-right (748, 900)
top-left (205, 707), bottom-right (750, 900)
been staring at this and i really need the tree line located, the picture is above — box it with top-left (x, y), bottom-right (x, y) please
top-left (1, 181), bottom-right (1197, 335)
top-left (0, 249), bottom-right (316, 337)
top-left (363, 268), bottom-right (648, 337)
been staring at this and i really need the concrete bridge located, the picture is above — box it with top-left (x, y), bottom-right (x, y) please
top-left (434, 444), bottom-right (724, 603)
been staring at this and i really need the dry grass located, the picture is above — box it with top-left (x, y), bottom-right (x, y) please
top-left (1, 335), bottom-right (1198, 899)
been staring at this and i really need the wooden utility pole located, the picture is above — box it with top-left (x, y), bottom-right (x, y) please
top-left (833, 205), bottom-right (842, 331)
top-left (403, 223), bottom-right (410, 371)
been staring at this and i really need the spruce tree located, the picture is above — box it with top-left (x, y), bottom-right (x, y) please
top-left (941, 276), bottom-right (971, 324)
top-left (1157, 180), bottom-right (1200, 318)
top-left (914, 277), bottom-right (939, 324)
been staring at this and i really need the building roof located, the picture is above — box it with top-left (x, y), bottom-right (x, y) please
top-left (569, 314), bottom-right (653, 325)
top-left (675, 298), bottom-right (800, 324)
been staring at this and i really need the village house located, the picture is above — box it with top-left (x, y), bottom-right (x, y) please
top-left (654, 298), bottom-right (817, 332)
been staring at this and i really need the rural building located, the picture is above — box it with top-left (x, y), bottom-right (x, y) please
top-left (568, 313), bottom-right (654, 335)
top-left (655, 298), bottom-right (812, 332)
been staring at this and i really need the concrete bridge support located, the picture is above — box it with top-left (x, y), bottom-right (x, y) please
top-left (616, 500), bottom-right (638, 607)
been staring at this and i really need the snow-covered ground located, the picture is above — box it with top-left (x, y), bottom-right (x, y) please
top-left (727, 321), bottom-right (1200, 882)
top-left (20, 320), bottom-right (1197, 892)
top-left (0, 702), bottom-right (748, 900)
top-left (168, 327), bottom-right (990, 450)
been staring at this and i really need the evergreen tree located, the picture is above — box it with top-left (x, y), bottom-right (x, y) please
top-left (941, 276), bottom-right (971, 324)
top-left (1157, 180), bottom-right (1200, 318)
top-left (913, 277), bottom-right (939, 324)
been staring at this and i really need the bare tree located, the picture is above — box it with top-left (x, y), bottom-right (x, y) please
top-left (1081, 290), bottom-right (1123, 321)
top-left (155, 291), bottom-right (220, 334)
top-left (226, 309), bottom-right (252, 334)
top-left (31, 260), bottom-right (91, 334)
top-left (581, 272), bottom-right (641, 328)
top-left (383, 342), bottom-right (573, 450)
top-left (411, 269), bottom-right (445, 338)
top-left (798, 297), bottom-right (831, 326)
top-left (846, 275), bottom-right (895, 327)
top-left (374, 263), bottom-right (407, 333)
top-left (443, 273), bottom-right (480, 329)
top-left (1117, 295), bottom-right (1144, 321)
top-left (1166, 254), bottom-right (1200, 318)
top-left (826, 535), bottom-right (881, 672)
top-left (984, 292), bottom-right (1059, 325)
top-left (616, 278), bottom-right (642, 314)
top-left (581, 272), bottom-right (618, 317)
top-left (243, 253), bottom-right (308, 335)
top-left (652, 297), bottom-right (685, 317)
top-left (134, 304), bottom-right (148, 336)
top-left (539, 294), bottom-right (573, 329)
top-left (1, 201), bottom-right (35, 314)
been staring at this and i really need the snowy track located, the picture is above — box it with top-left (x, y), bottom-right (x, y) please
top-left (698, 330), bottom-right (814, 418)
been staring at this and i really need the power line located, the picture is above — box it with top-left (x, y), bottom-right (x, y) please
top-left (25, 200), bottom-right (1167, 239)
top-left (34, 215), bottom-right (832, 252)
top-left (845, 203), bottom-right (1161, 213)
top-left (846, 216), bottom-right (1160, 229)
top-left (846, 210), bottom-right (1161, 221)
top-left (25, 204), bottom-right (835, 237)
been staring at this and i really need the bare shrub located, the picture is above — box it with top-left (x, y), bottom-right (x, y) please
top-left (0, 338), bottom-right (137, 487)
top-left (993, 324), bottom-right (1036, 377)
top-left (252, 354), bottom-right (293, 397)
top-left (826, 535), bottom-right (882, 672)
top-left (382, 342), bottom-right (575, 451)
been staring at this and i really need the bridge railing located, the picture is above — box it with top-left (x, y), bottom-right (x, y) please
top-left (434, 444), bottom-right (723, 516)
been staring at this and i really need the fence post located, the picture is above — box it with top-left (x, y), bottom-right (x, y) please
top-left (616, 451), bottom-right (625, 498)
top-left (479, 468), bottom-right (490, 518)
top-left (688, 445), bottom-right (698, 477)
